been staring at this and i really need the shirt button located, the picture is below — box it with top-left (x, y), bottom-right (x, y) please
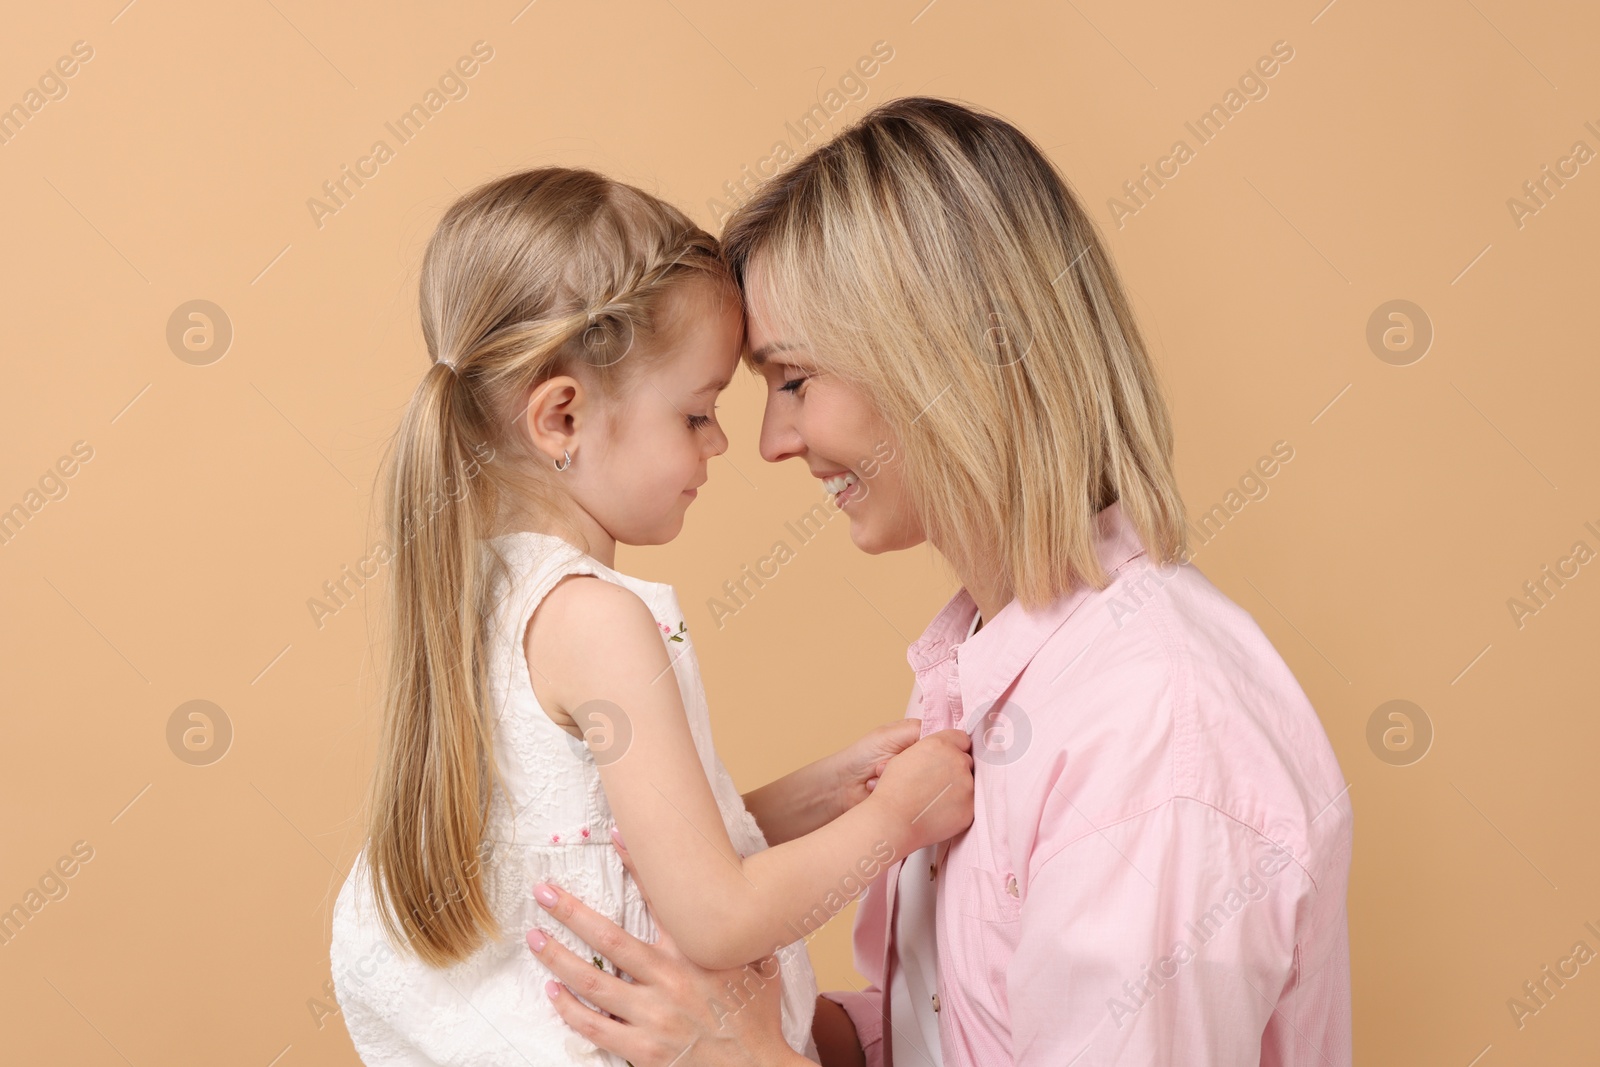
top-left (931, 993), bottom-right (941, 1013)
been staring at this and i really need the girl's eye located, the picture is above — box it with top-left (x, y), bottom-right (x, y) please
top-left (687, 405), bottom-right (717, 430)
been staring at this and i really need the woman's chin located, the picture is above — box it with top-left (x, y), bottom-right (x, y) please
top-left (847, 518), bottom-right (923, 555)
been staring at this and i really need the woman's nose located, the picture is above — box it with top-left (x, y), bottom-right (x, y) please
top-left (758, 398), bottom-right (804, 464)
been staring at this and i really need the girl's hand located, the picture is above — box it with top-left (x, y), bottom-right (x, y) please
top-left (835, 718), bottom-right (923, 811)
top-left (870, 728), bottom-right (975, 853)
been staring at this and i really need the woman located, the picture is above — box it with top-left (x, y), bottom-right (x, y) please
top-left (525, 96), bottom-right (1353, 1066)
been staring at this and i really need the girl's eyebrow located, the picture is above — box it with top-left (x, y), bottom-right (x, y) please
top-left (691, 378), bottom-right (729, 396)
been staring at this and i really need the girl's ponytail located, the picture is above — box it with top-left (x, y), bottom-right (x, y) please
top-left (366, 359), bottom-right (501, 967)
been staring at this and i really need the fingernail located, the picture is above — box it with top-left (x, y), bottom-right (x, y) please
top-left (545, 980), bottom-right (561, 1001)
top-left (610, 826), bottom-right (626, 850)
top-left (534, 883), bottom-right (559, 907)
top-left (527, 928), bottom-right (548, 953)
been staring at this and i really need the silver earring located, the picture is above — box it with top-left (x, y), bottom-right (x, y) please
top-left (554, 449), bottom-right (573, 472)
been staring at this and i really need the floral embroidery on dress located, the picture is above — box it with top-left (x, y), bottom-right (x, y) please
top-left (658, 620), bottom-right (687, 642)
top-left (550, 825), bottom-right (595, 846)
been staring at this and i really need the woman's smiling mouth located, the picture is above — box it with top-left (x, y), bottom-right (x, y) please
top-left (820, 471), bottom-right (861, 504)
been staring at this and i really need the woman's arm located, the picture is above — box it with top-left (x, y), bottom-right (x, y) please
top-left (810, 995), bottom-right (867, 1067)
top-left (742, 720), bottom-right (921, 845)
top-left (527, 577), bottom-right (974, 970)
top-left (1007, 802), bottom-right (1315, 1065)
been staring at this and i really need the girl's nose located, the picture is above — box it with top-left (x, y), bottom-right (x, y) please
top-left (707, 422), bottom-right (729, 456)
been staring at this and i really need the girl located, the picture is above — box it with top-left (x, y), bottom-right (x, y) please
top-left (329, 167), bottom-right (976, 1066)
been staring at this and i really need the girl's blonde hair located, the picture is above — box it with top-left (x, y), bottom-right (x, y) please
top-left (366, 167), bottom-right (732, 967)
top-left (721, 96), bottom-right (1187, 609)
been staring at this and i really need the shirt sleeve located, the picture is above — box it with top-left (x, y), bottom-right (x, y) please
top-left (1008, 798), bottom-right (1319, 1066)
top-left (815, 835), bottom-right (899, 1067)
top-left (811, 677), bottom-right (922, 1067)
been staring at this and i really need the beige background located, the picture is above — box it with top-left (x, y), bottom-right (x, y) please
top-left (2, 0), bottom-right (1596, 1062)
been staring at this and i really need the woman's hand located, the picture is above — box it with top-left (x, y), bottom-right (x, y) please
top-left (741, 718), bottom-right (923, 846)
top-left (527, 832), bottom-right (810, 1067)
top-left (834, 718), bottom-right (923, 809)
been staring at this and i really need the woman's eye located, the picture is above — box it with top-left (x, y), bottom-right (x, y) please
top-left (778, 376), bottom-right (807, 394)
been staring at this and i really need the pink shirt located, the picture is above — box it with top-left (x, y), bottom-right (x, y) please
top-left (822, 501), bottom-right (1353, 1066)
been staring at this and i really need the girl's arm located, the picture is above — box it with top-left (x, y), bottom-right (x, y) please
top-left (527, 576), bottom-right (973, 971)
top-left (742, 719), bottom-right (921, 845)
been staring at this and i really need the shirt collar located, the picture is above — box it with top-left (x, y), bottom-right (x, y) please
top-left (906, 500), bottom-right (1149, 723)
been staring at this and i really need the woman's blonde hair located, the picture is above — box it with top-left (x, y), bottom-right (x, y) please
top-left (366, 167), bottom-right (732, 967)
top-left (721, 96), bottom-right (1187, 609)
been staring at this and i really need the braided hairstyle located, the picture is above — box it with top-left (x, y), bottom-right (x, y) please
top-left (366, 167), bottom-right (732, 966)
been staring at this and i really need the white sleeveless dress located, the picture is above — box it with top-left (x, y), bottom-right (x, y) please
top-left (330, 530), bottom-right (820, 1065)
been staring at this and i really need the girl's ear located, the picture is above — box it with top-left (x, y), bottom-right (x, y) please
top-left (520, 375), bottom-right (588, 463)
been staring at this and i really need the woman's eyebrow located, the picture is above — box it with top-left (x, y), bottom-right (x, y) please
top-left (748, 340), bottom-right (801, 366)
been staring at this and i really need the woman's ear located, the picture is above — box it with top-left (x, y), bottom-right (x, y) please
top-left (520, 375), bottom-right (587, 464)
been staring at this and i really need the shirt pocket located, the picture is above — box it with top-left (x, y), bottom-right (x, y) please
top-left (948, 864), bottom-right (1023, 1042)
top-left (955, 863), bottom-right (1023, 923)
